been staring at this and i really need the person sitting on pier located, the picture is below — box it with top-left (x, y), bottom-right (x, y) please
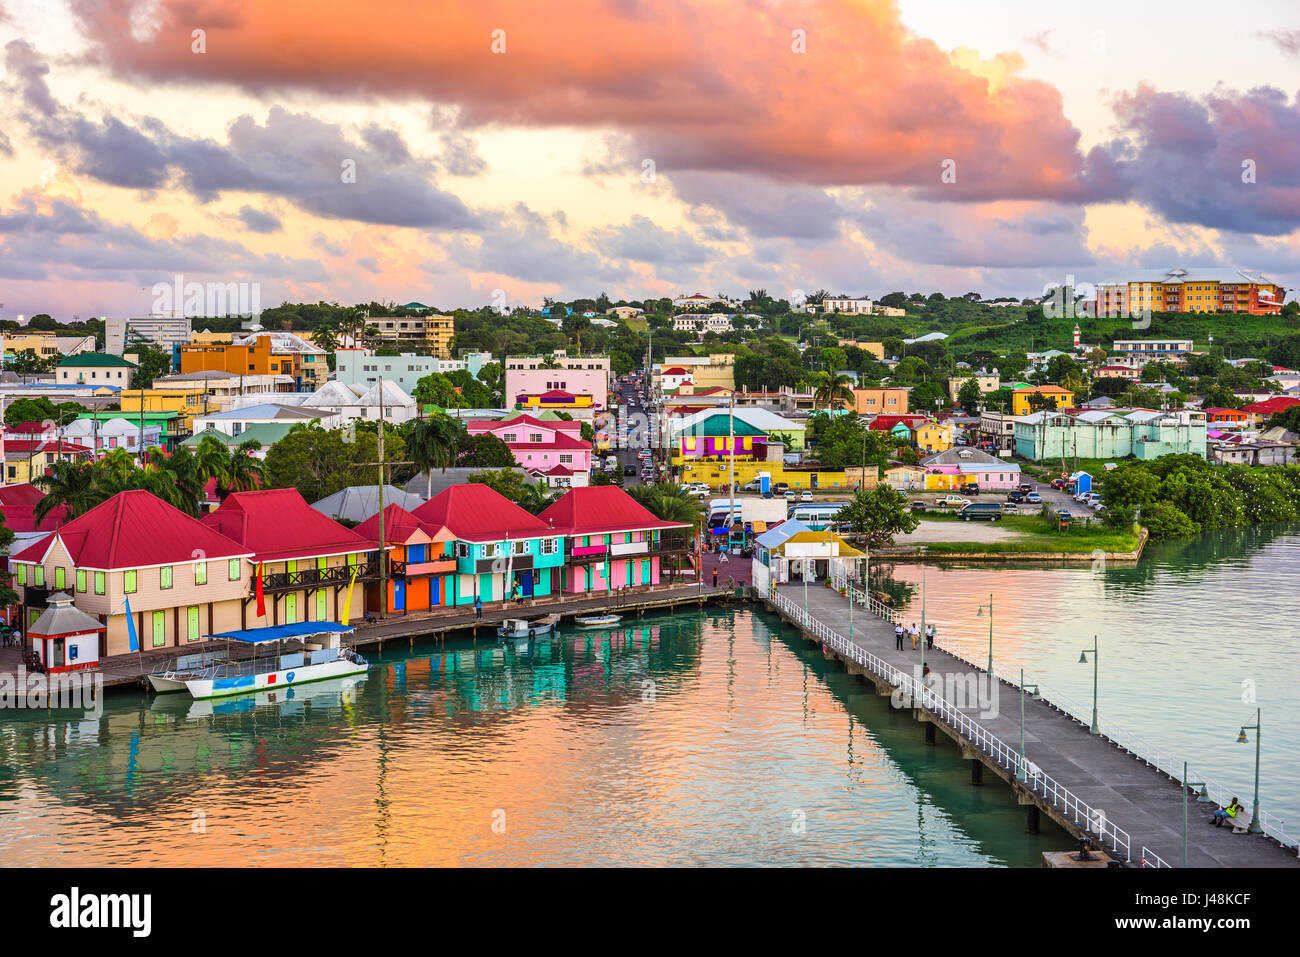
top-left (1212, 797), bottom-right (1242, 828)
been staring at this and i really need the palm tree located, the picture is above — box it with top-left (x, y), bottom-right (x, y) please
top-left (516, 482), bottom-right (559, 515)
top-left (34, 461), bottom-right (98, 525)
top-left (408, 414), bottom-right (460, 498)
top-left (813, 371), bottom-right (854, 413)
top-left (224, 442), bottom-right (264, 496)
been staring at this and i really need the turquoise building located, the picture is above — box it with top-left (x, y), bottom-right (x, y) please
top-left (1014, 410), bottom-right (1207, 462)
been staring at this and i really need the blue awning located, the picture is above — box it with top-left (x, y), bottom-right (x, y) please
top-left (204, 622), bottom-right (355, 645)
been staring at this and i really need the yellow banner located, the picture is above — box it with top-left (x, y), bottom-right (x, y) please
top-left (340, 565), bottom-right (360, 626)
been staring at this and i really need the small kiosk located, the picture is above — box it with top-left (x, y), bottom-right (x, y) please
top-left (27, 592), bottom-right (104, 674)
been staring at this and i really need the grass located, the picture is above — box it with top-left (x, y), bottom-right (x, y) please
top-left (905, 512), bottom-right (1141, 554)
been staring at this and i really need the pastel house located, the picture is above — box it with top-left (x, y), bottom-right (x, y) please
top-left (355, 503), bottom-right (458, 614)
top-left (538, 486), bottom-right (694, 593)
top-left (11, 490), bottom-right (255, 656)
top-left (412, 484), bottom-right (565, 604)
top-left (200, 488), bottom-right (376, 627)
top-left (466, 414), bottom-right (592, 487)
top-left (505, 367), bottom-right (607, 413)
top-left (918, 448), bottom-right (1021, 489)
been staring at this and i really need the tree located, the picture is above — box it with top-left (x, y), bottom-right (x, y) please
top-left (1026, 392), bottom-right (1057, 413)
top-left (957, 378), bottom-right (983, 413)
top-left (516, 482), bottom-right (560, 515)
top-left (812, 371), bottom-right (854, 412)
top-left (456, 432), bottom-right (516, 468)
top-left (34, 461), bottom-right (99, 525)
top-left (408, 414), bottom-right (462, 498)
top-left (628, 483), bottom-right (702, 527)
top-left (130, 345), bottom-right (172, 389)
top-left (4, 396), bottom-right (57, 428)
top-left (413, 372), bottom-right (464, 408)
top-left (834, 486), bottom-right (919, 549)
top-left (468, 468), bottom-right (531, 502)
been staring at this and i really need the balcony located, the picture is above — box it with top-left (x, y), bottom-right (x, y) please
top-left (565, 535), bottom-right (694, 566)
top-left (388, 558), bottom-right (458, 578)
top-left (252, 561), bottom-right (379, 594)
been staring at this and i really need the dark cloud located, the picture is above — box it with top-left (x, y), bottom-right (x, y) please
top-left (3, 42), bottom-right (479, 229)
top-left (587, 215), bottom-right (712, 266)
top-left (672, 172), bottom-right (846, 241)
top-left (446, 203), bottom-right (627, 286)
top-left (1099, 85), bottom-right (1300, 236)
top-left (236, 205), bottom-right (282, 233)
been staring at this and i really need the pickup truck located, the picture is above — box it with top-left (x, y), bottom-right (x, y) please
top-left (934, 494), bottom-right (966, 510)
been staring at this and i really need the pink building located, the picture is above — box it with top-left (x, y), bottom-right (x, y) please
top-left (467, 414), bottom-right (593, 487)
top-left (538, 486), bottom-right (694, 593)
top-left (505, 367), bottom-right (607, 413)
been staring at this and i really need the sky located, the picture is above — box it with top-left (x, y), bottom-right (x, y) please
top-left (1, 0), bottom-right (1298, 319)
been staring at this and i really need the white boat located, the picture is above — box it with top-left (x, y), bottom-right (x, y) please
top-left (497, 614), bottom-right (558, 638)
top-left (574, 614), bottom-right (622, 628)
top-left (149, 623), bottom-right (368, 701)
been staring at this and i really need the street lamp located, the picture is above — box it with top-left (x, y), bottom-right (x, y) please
top-left (975, 593), bottom-right (993, 674)
top-left (1078, 634), bottom-right (1099, 734)
top-left (1182, 762), bottom-right (1207, 868)
top-left (1237, 708), bottom-right (1263, 834)
top-left (1017, 669), bottom-right (1040, 782)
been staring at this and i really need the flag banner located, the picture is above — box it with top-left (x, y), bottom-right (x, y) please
top-left (255, 562), bottom-right (265, 618)
top-left (125, 595), bottom-right (139, 653)
top-left (341, 565), bottom-right (359, 626)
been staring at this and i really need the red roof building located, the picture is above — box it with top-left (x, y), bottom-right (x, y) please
top-left (354, 503), bottom-right (457, 614)
top-left (200, 488), bottom-right (376, 627)
top-left (1201, 407), bottom-right (1248, 424)
top-left (1241, 396), bottom-right (1300, 424)
top-left (0, 482), bottom-right (68, 533)
top-left (465, 414), bottom-right (592, 486)
top-left (412, 483), bottom-right (551, 542)
top-left (9, 490), bottom-right (255, 658)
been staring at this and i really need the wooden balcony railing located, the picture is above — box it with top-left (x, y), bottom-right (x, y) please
top-left (252, 560), bottom-right (379, 594)
top-left (565, 536), bottom-right (695, 565)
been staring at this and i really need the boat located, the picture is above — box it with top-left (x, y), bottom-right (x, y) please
top-left (497, 614), bottom-right (558, 638)
top-left (148, 623), bottom-right (368, 701)
top-left (574, 614), bottom-right (622, 628)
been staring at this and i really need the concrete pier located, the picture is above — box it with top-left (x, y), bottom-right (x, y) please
top-left (765, 582), bottom-right (1299, 869)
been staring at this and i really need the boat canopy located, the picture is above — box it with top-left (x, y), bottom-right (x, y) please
top-left (204, 622), bottom-right (355, 645)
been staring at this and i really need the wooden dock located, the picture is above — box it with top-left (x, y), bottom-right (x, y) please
top-left (763, 581), bottom-right (1299, 869)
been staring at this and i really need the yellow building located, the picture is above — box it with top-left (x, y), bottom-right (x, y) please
top-left (914, 421), bottom-right (954, 455)
top-left (369, 315), bottom-right (454, 357)
top-left (660, 354), bottom-right (735, 392)
top-left (1011, 386), bottom-right (1075, 416)
top-left (119, 388), bottom-right (215, 432)
top-left (190, 330), bottom-right (235, 345)
top-left (1095, 268), bottom-right (1284, 316)
top-left (677, 458), bottom-right (864, 491)
top-left (837, 340), bottom-right (885, 360)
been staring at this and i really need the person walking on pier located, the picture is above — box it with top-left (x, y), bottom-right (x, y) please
top-left (909, 622), bottom-right (920, 649)
top-left (894, 623), bottom-right (905, 649)
top-left (925, 624), bottom-right (935, 649)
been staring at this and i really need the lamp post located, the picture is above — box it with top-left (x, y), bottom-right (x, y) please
top-left (1237, 708), bottom-right (1263, 834)
top-left (976, 593), bottom-right (993, 674)
top-left (1182, 762), bottom-right (1206, 868)
top-left (1017, 669), bottom-right (1040, 782)
top-left (1078, 634), bottom-right (1099, 734)
top-left (918, 566), bottom-right (927, 694)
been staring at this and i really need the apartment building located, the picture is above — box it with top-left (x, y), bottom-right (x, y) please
top-left (1095, 268), bottom-right (1284, 316)
top-left (823, 298), bottom-right (874, 314)
top-left (368, 314), bottom-right (454, 357)
top-left (105, 316), bottom-right (192, 356)
top-left (849, 387), bottom-right (910, 415)
top-left (1111, 340), bottom-right (1195, 361)
top-left (54, 353), bottom-right (137, 387)
top-left (3, 332), bottom-right (97, 359)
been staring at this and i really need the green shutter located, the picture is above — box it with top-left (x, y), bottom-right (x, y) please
top-left (315, 590), bottom-right (327, 621)
top-left (34, 566), bottom-right (44, 586)
top-left (229, 558), bottom-right (241, 580)
top-left (16, 565), bottom-right (25, 586)
top-left (124, 570), bottom-right (137, 593)
top-left (187, 606), bottom-right (200, 642)
top-left (160, 565), bottom-right (173, 589)
top-left (94, 571), bottom-right (105, 595)
top-left (76, 569), bottom-right (86, 592)
top-left (151, 611), bottom-right (165, 647)
top-left (55, 567), bottom-right (65, 589)
top-left (195, 561), bottom-right (207, 585)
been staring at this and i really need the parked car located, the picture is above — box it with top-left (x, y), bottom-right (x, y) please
top-left (1001, 501), bottom-right (1018, 514)
top-left (1056, 508), bottom-right (1072, 519)
top-left (742, 480), bottom-right (761, 492)
top-left (800, 490), bottom-right (813, 501)
top-left (1017, 483), bottom-right (1034, 494)
top-left (1025, 492), bottom-right (1042, 504)
top-left (1006, 490), bottom-right (1026, 503)
top-left (1090, 499), bottom-right (1105, 511)
top-left (910, 500), bottom-right (928, 513)
top-left (935, 494), bottom-right (966, 509)
top-left (624, 464), bottom-right (637, 476)
top-left (774, 482), bottom-right (789, 493)
top-left (960, 482), bottom-right (980, 495)
top-left (783, 490), bottom-right (796, 501)
top-left (1050, 478), bottom-right (1068, 490)
top-left (961, 502), bottom-right (1003, 521)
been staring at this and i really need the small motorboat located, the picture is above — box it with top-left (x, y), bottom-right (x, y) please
top-left (574, 614), bottom-right (622, 628)
top-left (497, 614), bottom-right (558, 638)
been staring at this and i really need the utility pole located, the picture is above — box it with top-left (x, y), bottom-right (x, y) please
top-left (377, 376), bottom-right (386, 618)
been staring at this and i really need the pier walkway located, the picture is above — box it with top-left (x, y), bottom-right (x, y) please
top-left (764, 580), bottom-right (1299, 868)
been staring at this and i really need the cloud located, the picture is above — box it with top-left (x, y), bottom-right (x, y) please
top-left (446, 203), bottom-right (626, 286)
top-left (1099, 84), bottom-right (1300, 235)
top-left (587, 215), bottom-right (714, 267)
top-left (4, 41), bottom-right (479, 228)
top-left (72, 0), bottom-right (1100, 203)
top-left (236, 205), bottom-right (281, 233)
top-left (1258, 29), bottom-right (1300, 58)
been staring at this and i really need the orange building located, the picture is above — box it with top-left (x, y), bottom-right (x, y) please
top-left (179, 337), bottom-right (301, 380)
top-left (1095, 267), bottom-right (1284, 316)
top-left (355, 504), bottom-right (457, 614)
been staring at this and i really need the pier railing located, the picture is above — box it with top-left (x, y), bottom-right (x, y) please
top-left (771, 586), bottom-right (1136, 865)
top-left (830, 569), bottom-right (1294, 857)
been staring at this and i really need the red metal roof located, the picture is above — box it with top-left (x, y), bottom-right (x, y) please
top-left (661, 367), bottom-right (690, 375)
top-left (1241, 397), bottom-right (1300, 415)
top-left (353, 503), bottom-right (436, 545)
top-left (200, 488), bottom-right (371, 562)
top-left (0, 482), bottom-right (67, 532)
top-left (12, 490), bottom-right (250, 569)
top-left (467, 413), bottom-right (581, 433)
top-left (504, 432), bottom-right (591, 451)
top-left (411, 483), bottom-right (552, 542)
top-left (537, 486), bottom-right (691, 535)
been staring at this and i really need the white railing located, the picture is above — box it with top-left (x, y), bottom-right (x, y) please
top-left (1140, 846), bottom-right (1172, 869)
top-left (769, 588), bottom-right (1135, 863)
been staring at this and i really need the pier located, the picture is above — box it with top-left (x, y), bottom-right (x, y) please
top-left (763, 579), bottom-right (1300, 868)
